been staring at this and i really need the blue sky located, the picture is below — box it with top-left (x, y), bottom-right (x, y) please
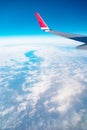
top-left (0, 0), bottom-right (87, 36)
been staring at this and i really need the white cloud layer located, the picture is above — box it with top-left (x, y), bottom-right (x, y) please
top-left (0, 35), bottom-right (81, 45)
top-left (0, 36), bottom-right (87, 130)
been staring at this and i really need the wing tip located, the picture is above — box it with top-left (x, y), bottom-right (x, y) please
top-left (35, 12), bottom-right (49, 31)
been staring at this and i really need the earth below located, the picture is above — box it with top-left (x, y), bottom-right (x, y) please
top-left (0, 40), bottom-right (87, 130)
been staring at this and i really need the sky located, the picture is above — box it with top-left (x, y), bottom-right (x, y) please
top-left (0, 0), bottom-right (87, 36)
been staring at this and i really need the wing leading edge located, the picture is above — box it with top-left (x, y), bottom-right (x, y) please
top-left (35, 12), bottom-right (87, 49)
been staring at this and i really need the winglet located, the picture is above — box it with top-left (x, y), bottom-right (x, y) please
top-left (35, 12), bottom-right (50, 32)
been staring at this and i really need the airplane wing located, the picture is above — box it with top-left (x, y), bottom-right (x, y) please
top-left (35, 12), bottom-right (87, 49)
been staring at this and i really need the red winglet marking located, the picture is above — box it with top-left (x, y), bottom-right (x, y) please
top-left (35, 12), bottom-right (47, 28)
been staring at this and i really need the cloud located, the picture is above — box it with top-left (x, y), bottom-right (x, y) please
top-left (0, 35), bottom-right (80, 45)
top-left (17, 102), bottom-right (27, 113)
top-left (0, 36), bottom-right (87, 129)
top-left (0, 106), bottom-right (14, 117)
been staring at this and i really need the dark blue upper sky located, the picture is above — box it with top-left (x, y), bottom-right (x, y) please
top-left (0, 0), bottom-right (87, 36)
